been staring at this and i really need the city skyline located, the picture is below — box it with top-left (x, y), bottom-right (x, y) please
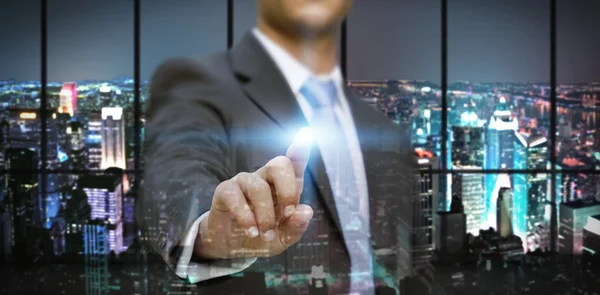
top-left (1, 1), bottom-right (599, 294)
top-left (0, 0), bottom-right (599, 83)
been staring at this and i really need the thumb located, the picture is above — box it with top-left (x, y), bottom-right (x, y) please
top-left (278, 204), bottom-right (313, 248)
top-left (285, 127), bottom-right (314, 182)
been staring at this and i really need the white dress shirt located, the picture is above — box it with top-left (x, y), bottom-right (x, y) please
top-left (176, 28), bottom-right (371, 290)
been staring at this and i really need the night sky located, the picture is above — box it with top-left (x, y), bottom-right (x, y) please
top-left (1, 0), bottom-right (598, 83)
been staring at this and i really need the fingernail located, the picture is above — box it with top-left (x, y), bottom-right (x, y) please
top-left (263, 230), bottom-right (275, 241)
top-left (247, 226), bottom-right (259, 238)
top-left (284, 205), bottom-right (295, 217)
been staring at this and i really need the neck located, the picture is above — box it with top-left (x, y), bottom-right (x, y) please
top-left (258, 21), bottom-right (339, 75)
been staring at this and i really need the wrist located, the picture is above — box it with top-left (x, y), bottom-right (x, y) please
top-left (193, 214), bottom-right (222, 260)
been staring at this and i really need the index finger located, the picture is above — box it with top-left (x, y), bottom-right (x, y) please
top-left (285, 127), bottom-right (314, 180)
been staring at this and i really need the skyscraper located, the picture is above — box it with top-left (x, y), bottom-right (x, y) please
top-left (558, 200), bottom-right (600, 255)
top-left (66, 121), bottom-right (86, 169)
top-left (497, 187), bottom-right (514, 237)
top-left (450, 109), bottom-right (484, 232)
top-left (451, 125), bottom-right (485, 168)
top-left (83, 222), bottom-right (110, 295)
top-left (435, 193), bottom-right (466, 255)
top-left (100, 107), bottom-right (126, 170)
top-left (413, 149), bottom-right (439, 270)
top-left (583, 215), bottom-right (600, 258)
top-left (513, 132), bottom-right (549, 250)
top-left (58, 82), bottom-right (77, 117)
top-left (486, 97), bottom-right (518, 227)
top-left (80, 174), bottom-right (124, 254)
top-left (452, 165), bottom-right (484, 236)
top-left (5, 148), bottom-right (37, 252)
top-left (99, 86), bottom-right (112, 108)
top-left (87, 112), bottom-right (102, 169)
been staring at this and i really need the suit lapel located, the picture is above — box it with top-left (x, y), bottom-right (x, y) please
top-left (228, 32), bottom-right (346, 242)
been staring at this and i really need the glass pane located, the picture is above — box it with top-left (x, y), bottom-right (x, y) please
top-left (0, 1), bottom-right (42, 170)
top-left (348, 0), bottom-right (442, 160)
top-left (47, 0), bottom-right (135, 171)
top-left (141, 0), bottom-right (227, 170)
top-left (448, 0), bottom-right (550, 173)
top-left (557, 0), bottom-right (600, 171)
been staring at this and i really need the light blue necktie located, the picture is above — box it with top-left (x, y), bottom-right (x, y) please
top-left (300, 77), bottom-right (374, 294)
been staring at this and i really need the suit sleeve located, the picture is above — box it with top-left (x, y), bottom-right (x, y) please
top-left (137, 57), bottom-right (252, 280)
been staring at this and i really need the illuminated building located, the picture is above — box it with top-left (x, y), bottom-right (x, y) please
top-left (558, 200), bottom-right (600, 255)
top-left (497, 187), bottom-right (514, 238)
top-left (87, 112), bottom-right (102, 169)
top-left (7, 108), bottom-right (41, 151)
top-left (99, 86), bottom-right (112, 107)
top-left (66, 121), bottom-right (86, 177)
top-left (413, 149), bottom-right (438, 270)
top-left (450, 109), bottom-right (484, 219)
top-left (451, 126), bottom-right (484, 168)
top-left (5, 148), bottom-right (37, 252)
top-left (435, 193), bottom-right (466, 255)
top-left (583, 215), bottom-right (600, 257)
top-left (513, 132), bottom-right (549, 250)
top-left (83, 222), bottom-right (110, 295)
top-left (100, 107), bottom-right (126, 170)
top-left (80, 174), bottom-right (124, 254)
top-left (58, 82), bottom-right (77, 117)
top-left (485, 97), bottom-right (518, 227)
top-left (0, 119), bottom-right (8, 170)
top-left (412, 108), bottom-right (431, 149)
top-left (452, 165), bottom-right (484, 236)
top-left (5, 108), bottom-right (59, 228)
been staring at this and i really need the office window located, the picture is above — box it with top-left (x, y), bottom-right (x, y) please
top-left (556, 0), bottom-right (600, 171)
top-left (140, 0), bottom-right (226, 170)
top-left (47, 0), bottom-right (134, 171)
top-left (448, 0), bottom-right (550, 171)
top-left (0, 1), bottom-right (42, 170)
top-left (348, 0), bottom-right (442, 164)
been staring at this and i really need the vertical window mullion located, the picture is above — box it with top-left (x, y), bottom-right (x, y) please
top-left (134, 0), bottom-right (141, 184)
top-left (549, 0), bottom-right (558, 253)
top-left (441, 0), bottom-right (448, 172)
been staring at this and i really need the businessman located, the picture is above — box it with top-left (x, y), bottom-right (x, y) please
top-left (140, 0), bottom-right (417, 294)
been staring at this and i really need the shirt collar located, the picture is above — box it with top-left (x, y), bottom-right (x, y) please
top-left (252, 27), bottom-right (343, 95)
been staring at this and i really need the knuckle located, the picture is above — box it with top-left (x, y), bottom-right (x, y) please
top-left (269, 156), bottom-right (293, 172)
top-left (235, 171), bottom-right (252, 182)
top-left (248, 176), bottom-right (270, 195)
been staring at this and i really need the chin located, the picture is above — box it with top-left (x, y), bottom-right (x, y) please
top-left (295, 8), bottom-right (339, 34)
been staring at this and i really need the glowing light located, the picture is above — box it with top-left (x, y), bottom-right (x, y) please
top-left (584, 216), bottom-right (600, 235)
top-left (20, 112), bottom-right (36, 119)
top-left (421, 86), bottom-right (431, 92)
top-left (414, 148), bottom-right (434, 158)
top-left (101, 107), bottom-right (123, 120)
top-left (294, 127), bottom-right (315, 146)
top-left (424, 109), bottom-right (431, 119)
top-left (59, 90), bottom-right (72, 96)
top-left (499, 96), bottom-right (507, 103)
top-left (99, 86), bottom-right (112, 93)
top-left (418, 159), bottom-right (430, 164)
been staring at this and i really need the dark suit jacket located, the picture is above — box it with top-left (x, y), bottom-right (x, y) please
top-left (139, 32), bottom-right (418, 294)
